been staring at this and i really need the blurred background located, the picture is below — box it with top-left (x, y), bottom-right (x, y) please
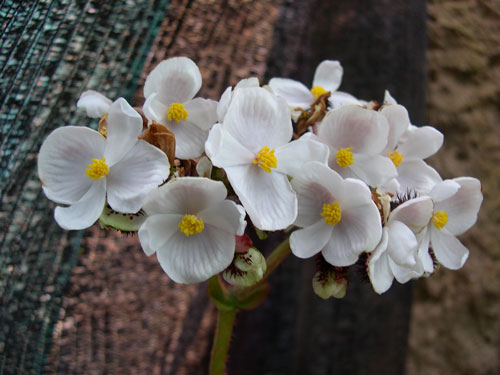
top-left (0, 0), bottom-right (498, 374)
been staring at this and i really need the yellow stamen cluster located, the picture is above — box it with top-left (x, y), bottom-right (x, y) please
top-left (387, 149), bottom-right (403, 167)
top-left (310, 85), bottom-right (328, 98)
top-left (432, 210), bottom-right (448, 230)
top-left (178, 214), bottom-right (204, 236)
top-left (321, 202), bottom-right (342, 226)
top-left (253, 145), bottom-right (277, 173)
top-left (336, 147), bottom-right (354, 168)
top-left (85, 157), bottom-right (109, 181)
top-left (167, 102), bottom-right (188, 122)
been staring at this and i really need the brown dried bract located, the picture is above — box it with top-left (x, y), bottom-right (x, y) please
top-left (138, 120), bottom-right (176, 165)
top-left (295, 91), bottom-right (331, 138)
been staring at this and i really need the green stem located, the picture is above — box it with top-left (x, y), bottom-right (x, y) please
top-left (209, 308), bottom-right (237, 375)
top-left (263, 237), bottom-right (290, 279)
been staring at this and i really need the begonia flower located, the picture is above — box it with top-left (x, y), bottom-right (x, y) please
top-left (138, 177), bottom-right (246, 284)
top-left (368, 196), bottom-right (433, 294)
top-left (418, 177), bottom-right (483, 272)
top-left (317, 104), bottom-right (397, 187)
top-left (290, 161), bottom-right (382, 266)
top-left (38, 98), bottom-right (170, 230)
top-left (205, 87), bottom-right (329, 230)
top-left (77, 90), bottom-right (112, 118)
top-left (269, 60), bottom-right (360, 110)
top-left (216, 77), bottom-right (260, 123)
top-left (143, 57), bottom-right (218, 160)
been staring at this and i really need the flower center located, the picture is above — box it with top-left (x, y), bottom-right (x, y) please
top-left (178, 214), bottom-right (204, 236)
top-left (336, 147), bottom-right (354, 168)
top-left (85, 157), bottom-right (109, 181)
top-left (321, 202), bottom-right (342, 226)
top-left (432, 210), bottom-right (448, 230)
top-left (253, 145), bottom-right (277, 173)
top-left (387, 149), bottom-right (403, 167)
top-left (167, 103), bottom-right (188, 122)
top-left (310, 85), bottom-right (328, 98)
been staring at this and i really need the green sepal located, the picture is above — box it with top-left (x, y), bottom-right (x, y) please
top-left (207, 275), bottom-right (269, 311)
top-left (98, 205), bottom-right (146, 232)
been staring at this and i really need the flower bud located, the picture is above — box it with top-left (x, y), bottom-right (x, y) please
top-left (312, 270), bottom-right (348, 299)
top-left (223, 247), bottom-right (267, 287)
top-left (98, 205), bottom-right (146, 233)
top-left (195, 156), bottom-right (213, 178)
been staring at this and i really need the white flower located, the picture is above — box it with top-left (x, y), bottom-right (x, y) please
top-left (418, 177), bottom-right (482, 272)
top-left (269, 60), bottom-right (360, 110)
top-left (38, 98), bottom-right (170, 230)
top-left (205, 87), bottom-right (329, 230)
top-left (216, 77), bottom-right (260, 123)
top-left (77, 90), bottom-right (112, 118)
top-left (368, 196), bottom-right (433, 294)
top-left (317, 104), bottom-right (397, 187)
top-left (380, 103), bottom-right (443, 194)
top-left (138, 177), bottom-right (246, 284)
top-left (143, 57), bottom-right (218, 160)
top-left (290, 161), bottom-right (382, 266)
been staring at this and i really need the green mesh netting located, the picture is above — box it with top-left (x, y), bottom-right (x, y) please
top-left (0, 1), bottom-right (169, 373)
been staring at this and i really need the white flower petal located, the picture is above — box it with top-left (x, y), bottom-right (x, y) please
top-left (268, 78), bottom-right (314, 109)
top-left (368, 229), bottom-right (394, 294)
top-left (350, 153), bottom-right (397, 187)
top-left (104, 98), bottom-right (143, 166)
top-left (396, 159), bottom-right (442, 194)
top-left (431, 179), bottom-right (460, 202)
top-left (144, 57), bottom-right (201, 103)
top-left (274, 134), bottom-right (330, 176)
top-left (290, 220), bottom-right (332, 258)
top-left (389, 196), bottom-right (433, 233)
top-left (205, 123), bottom-right (255, 167)
top-left (384, 90), bottom-right (398, 105)
top-left (217, 86), bottom-right (232, 123)
top-left (223, 87), bottom-right (293, 153)
top-left (430, 228), bottom-right (469, 270)
top-left (198, 200), bottom-right (246, 236)
top-left (138, 213), bottom-right (184, 256)
top-left (143, 93), bottom-right (169, 123)
top-left (322, 225), bottom-right (361, 266)
top-left (319, 105), bottom-right (389, 154)
top-left (386, 220), bottom-right (417, 266)
top-left (156, 225), bottom-right (235, 284)
top-left (54, 179), bottom-right (106, 230)
top-left (77, 90), bottom-right (112, 118)
top-left (417, 229), bottom-right (434, 273)
top-left (398, 126), bottom-right (443, 160)
top-left (225, 164), bottom-right (297, 231)
top-left (436, 177), bottom-right (482, 235)
top-left (183, 98), bottom-right (218, 131)
top-left (312, 60), bottom-right (343, 93)
top-left (38, 126), bottom-right (105, 204)
top-left (235, 77), bottom-right (259, 89)
top-left (106, 140), bottom-right (170, 213)
top-left (169, 119), bottom-right (209, 160)
top-left (389, 257), bottom-right (422, 284)
top-left (338, 178), bottom-right (373, 209)
top-left (328, 91), bottom-right (363, 109)
top-left (381, 104), bottom-right (410, 151)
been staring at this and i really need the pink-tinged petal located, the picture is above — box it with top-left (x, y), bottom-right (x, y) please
top-left (144, 57), bottom-right (201, 103)
top-left (225, 164), bottom-right (297, 231)
top-left (318, 105), bottom-right (389, 154)
top-left (386, 220), bottom-right (417, 266)
top-left (268, 78), bottom-right (314, 109)
top-left (205, 123), bottom-right (255, 167)
top-left (223, 87), bottom-right (293, 153)
top-left (77, 90), bottom-right (112, 118)
top-left (416, 229), bottom-right (434, 273)
top-left (339, 178), bottom-right (374, 210)
top-left (328, 91), bottom-right (363, 109)
top-left (380, 104), bottom-right (410, 151)
top-left (183, 98), bottom-right (218, 131)
top-left (156, 225), bottom-right (235, 284)
top-left (106, 140), bottom-right (170, 213)
top-left (389, 196), bottom-right (433, 233)
top-left (436, 177), bottom-right (482, 235)
top-left (430, 228), bottom-right (469, 270)
top-left (350, 153), bottom-right (397, 187)
top-left (312, 60), bottom-right (343, 93)
top-left (104, 98), bottom-right (143, 166)
top-left (143, 177), bottom-right (227, 216)
top-left (274, 134), bottom-right (330, 176)
top-left (143, 93), bottom-right (169, 123)
top-left (290, 220), bottom-right (333, 259)
top-left (138, 213), bottom-right (184, 256)
top-left (54, 179), bottom-right (106, 230)
top-left (368, 229), bottom-right (394, 294)
top-left (38, 126), bottom-right (105, 204)
top-left (431, 179), bottom-right (460, 202)
top-left (198, 200), bottom-right (246, 236)
top-left (397, 159), bottom-right (442, 194)
top-left (322, 226), bottom-right (361, 266)
top-left (388, 257), bottom-right (422, 284)
top-left (398, 126), bottom-right (443, 160)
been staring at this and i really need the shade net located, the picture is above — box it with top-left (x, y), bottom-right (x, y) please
top-left (0, 1), bottom-right (169, 373)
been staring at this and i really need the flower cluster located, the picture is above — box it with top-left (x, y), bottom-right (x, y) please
top-left (38, 57), bottom-right (482, 295)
